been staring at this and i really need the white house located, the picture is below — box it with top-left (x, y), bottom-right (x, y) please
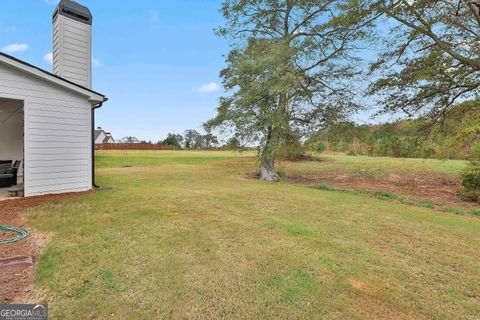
top-left (0, 0), bottom-right (107, 197)
top-left (94, 127), bottom-right (115, 144)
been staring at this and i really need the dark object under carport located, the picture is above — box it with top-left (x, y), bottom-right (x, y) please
top-left (0, 174), bottom-right (15, 188)
top-left (0, 161), bottom-right (20, 187)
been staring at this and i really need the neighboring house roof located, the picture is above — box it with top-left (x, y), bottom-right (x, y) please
top-left (95, 129), bottom-right (115, 143)
top-left (0, 52), bottom-right (107, 105)
top-left (94, 130), bottom-right (104, 141)
top-left (102, 136), bottom-right (114, 143)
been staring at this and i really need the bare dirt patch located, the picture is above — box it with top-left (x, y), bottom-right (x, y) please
top-left (287, 169), bottom-right (477, 210)
top-left (0, 192), bottom-right (91, 303)
top-left (349, 279), bottom-right (375, 294)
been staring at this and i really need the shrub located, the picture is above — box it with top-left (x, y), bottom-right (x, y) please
top-left (471, 208), bottom-right (480, 216)
top-left (277, 137), bottom-right (306, 160)
top-left (375, 138), bottom-right (390, 157)
top-left (347, 138), bottom-right (364, 156)
top-left (418, 200), bottom-right (435, 208)
top-left (460, 143), bottom-right (480, 202)
top-left (311, 141), bottom-right (326, 153)
top-left (373, 191), bottom-right (397, 200)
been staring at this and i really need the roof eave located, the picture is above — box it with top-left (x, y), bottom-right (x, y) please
top-left (0, 52), bottom-right (107, 105)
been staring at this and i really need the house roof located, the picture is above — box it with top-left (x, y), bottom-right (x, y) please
top-left (94, 129), bottom-right (115, 143)
top-left (102, 136), bottom-right (113, 143)
top-left (94, 129), bottom-right (104, 141)
top-left (0, 52), bottom-right (107, 105)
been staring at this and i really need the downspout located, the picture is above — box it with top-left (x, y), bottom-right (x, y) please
top-left (92, 98), bottom-right (108, 188)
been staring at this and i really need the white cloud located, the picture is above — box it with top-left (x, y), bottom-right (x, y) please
top-left (43, 52), bottom-right (53, 65)
top-left (43, 53), bottom-right (103, 67)
top-left (1, 26), bottom-right (16, 32)
top-left (92, 57), bottom-right (103, 67)
top-left (196, 82), bottom-right (220, 93)
top-left (1, 43), bottom-right (29, 54)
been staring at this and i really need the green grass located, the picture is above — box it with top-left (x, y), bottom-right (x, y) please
top-left (95, 150), bottom-right (253, 168)
top-left (310, 183), bottom-right (335, 191)
top-left (443, 207), bottom-right (466, 216)
top-left (286, 152), bottom-right (466, 178)
top-left (26, 151), bottom-right (480, 319)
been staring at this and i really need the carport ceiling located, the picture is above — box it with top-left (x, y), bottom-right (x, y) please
top-left (0, 98), bottom-right (24, 123)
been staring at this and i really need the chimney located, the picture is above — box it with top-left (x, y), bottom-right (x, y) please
top-left (52, 0), bottom-right (92, 89)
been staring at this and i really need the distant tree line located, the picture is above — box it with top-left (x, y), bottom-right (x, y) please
top-left (307, 101), bottom-right (480, 160)
top-left (121, 130), bottom-right (227, 150)
top-left (157, 130), bottom-right (218, 149)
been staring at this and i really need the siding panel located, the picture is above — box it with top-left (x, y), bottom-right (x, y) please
top-left (0, 62), bottom-right (92, 196)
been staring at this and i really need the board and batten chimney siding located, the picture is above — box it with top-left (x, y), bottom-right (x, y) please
top-left (53, 1), bottom-right (92, 89)
top-left (0, 62), bottom-right (92, 197)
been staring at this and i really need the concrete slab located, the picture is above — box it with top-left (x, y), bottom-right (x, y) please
top-left (0, 188), bottom-right (9, 201)
top-left (0, 176), bottom-right (24, 201)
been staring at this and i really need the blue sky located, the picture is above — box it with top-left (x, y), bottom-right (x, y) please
top-left (0, 0), bottom-right (228, 141)
top-left (0, 0), bottom-right (389, 142)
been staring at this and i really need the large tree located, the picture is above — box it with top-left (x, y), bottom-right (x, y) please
top-left (367, 0), bottom-right (480, 122)
top-left (121, 136), bottom-right (140, 144)
top-left (160, 133), bottom-right (184, 149)
top-left (184, 129), bottom-right (203, 149)
top-left (205, 0), bottom-right (373, 181)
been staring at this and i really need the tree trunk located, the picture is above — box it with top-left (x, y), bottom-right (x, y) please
top-left (260, 126), bottom-right (281, 181)
top-left (260, 154), bottom-right (280, 181)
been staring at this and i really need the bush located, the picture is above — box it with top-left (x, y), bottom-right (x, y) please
top-left (418, 200), bottom-right (435, 208)
top-left (277, 140), bottom-right (306, 160)
top-left (471, 208), bottom-right (480, 216)
top-left (460, 143), bottom-right (480, 202)
top-left (347, 138), bottom-right (364, 156)
top-left (311, 141), bottom-right (326, 153)
top-left (373, 191), bottom-right (397, 200)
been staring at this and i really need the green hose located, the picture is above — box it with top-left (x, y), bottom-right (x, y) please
top-left (0, 225), bottom-right (29, 244)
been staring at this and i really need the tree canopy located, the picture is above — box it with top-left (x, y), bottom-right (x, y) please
top-left (367, 0), bottom-right (480, 122)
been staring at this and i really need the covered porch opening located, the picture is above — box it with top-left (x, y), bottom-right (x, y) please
top-left (0, 97), bottom-right (24, 200)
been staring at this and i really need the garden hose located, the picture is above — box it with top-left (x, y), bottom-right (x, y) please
top-left (0, 225), bottom-right (29, 244)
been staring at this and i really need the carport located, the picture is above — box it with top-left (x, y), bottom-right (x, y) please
top-left (0, 97), bottom-right (24, 199)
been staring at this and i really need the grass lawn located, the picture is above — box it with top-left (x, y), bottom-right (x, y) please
top-left (26, 151), bottom-right (479, 319)
top-left (281, 152), bottom-right (466, 179)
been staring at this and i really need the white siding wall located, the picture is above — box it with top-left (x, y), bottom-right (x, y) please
top-left (0, 62), bottom-right (92, 197)
top-left (53, 14), bottom-right (92, 89)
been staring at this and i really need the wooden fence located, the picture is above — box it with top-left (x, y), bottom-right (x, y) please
top-left (95, 143), bottom-right (175, 151)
